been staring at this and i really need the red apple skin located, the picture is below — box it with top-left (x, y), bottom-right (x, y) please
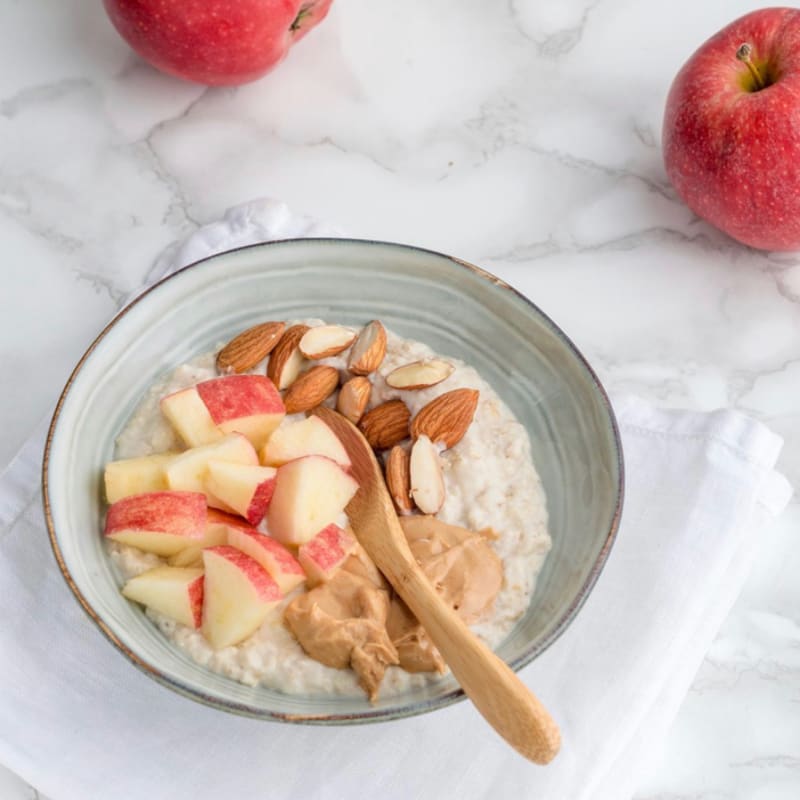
top-left (103, 0), bottom-right (334, 86)
top-left (187, 573), bottom-right (205, 628)
top-left (297, 523), bottom-right (356, 584)
top-left (206, 507), bottom-right (255, 534)
top-left (663, 8), bottom-right (800, 251)
top-left (225, 526), bottom-right (305, 593)
top-left (196, 375), bottom-right (284, 425)
top-left (204, 545), bottom-right (283, 602)
top-left (246, 476), bottom-right (277, 526)
top-left (105, 491), bottom-right (207, 537)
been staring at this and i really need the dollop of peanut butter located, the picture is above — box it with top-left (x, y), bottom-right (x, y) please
top-left (386, 595), bottom-right (446, 674)
top-left (387, 516), bottom-right (503, 673)
top-left (285, 520), bottom-right (504, 698)
top-left (284, 550), bottom-right (398, 700)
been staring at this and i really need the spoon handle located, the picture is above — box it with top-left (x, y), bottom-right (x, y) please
top-left (311, 404), bottom-right (560, 762)
top-left (382, 549), bottom-right (561, 764)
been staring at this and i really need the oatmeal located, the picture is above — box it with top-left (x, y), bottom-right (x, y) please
top-left (105, 320), bottom-right (551, 698)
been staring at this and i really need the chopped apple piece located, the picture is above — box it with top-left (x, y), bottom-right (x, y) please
top-left (226, 526), bottom-right (306, 594)
top-left (204, 460), bottom-right (277, 525)
top-left (167, 508), bottom-right (235, 567)
top-left (298, 524), bottom-right (358, 585)
top-left (197, 374), bottom-right (285, 448)
top-left (104, 491), bottom-right (206, 556)
top-left (165, 433), bottom-right (258, 508)
top-left (201, 545), bottom-right (283, 649)
top-left (206, 507), bottom-right (260, 534)
top-left (104, 453), bottom-right (178, 503)
top-left (122, 566), bottom-right (204, 628)
top-left (160, 386), bottom-right (221, 447)
top-left (260, 415), bottom-right (351, 469)
top-left (168, 550), bottom-right (203, 568)
top-left (267, 455), bottom-right (359, 545)
top-left (161, 375), bottom-right (285, 449)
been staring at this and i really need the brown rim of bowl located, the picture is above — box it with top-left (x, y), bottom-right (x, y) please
top-left (42, 237), bottom-right (624, 724)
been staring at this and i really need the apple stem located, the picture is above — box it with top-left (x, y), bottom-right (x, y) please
top-left (290, 3), bottom-right (313, 32)
top-left (736, 43), bottom-right (766, 90)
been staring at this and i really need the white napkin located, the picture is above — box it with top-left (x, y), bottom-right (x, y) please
top-left (0, 200), bottom-right (792, 800)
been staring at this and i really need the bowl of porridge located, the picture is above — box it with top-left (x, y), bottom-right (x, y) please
top-left (44, 238), bottom-right (623, 722)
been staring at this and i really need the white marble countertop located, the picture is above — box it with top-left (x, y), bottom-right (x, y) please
top-left (2, 0), bottom-right (798, 797)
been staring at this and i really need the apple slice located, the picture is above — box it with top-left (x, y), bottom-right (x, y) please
top-left (298, 524), bottom-right (358, 586)
top-left (160, 386), bottom-right (222, 447)
top-left (104, 491), bottom-right (206, 556)
top-left (204, 460), bottom-right (277, 525)
top-left (267, 455), bottom-right (359, 545)
top-left (167, 508), bottom-right (235, 567)
top-left (198, 374), bottom-right (285, 449)
top-left (260, 415), bottom-right (351, 469)
top-left (122, 566), bottom-right (204, 628)
top-left (225, 526), bottom-right (306, 594)
top-left (167, 549), bottom-right (203, 568)
top-left (201, 545), bottom-right (283, 649)
top-left (165, 433), bottom-right (258, 509)
top-left (104, 452), bottom-right (178, 503)
top-left (161, 375), bottom-right (285, 449)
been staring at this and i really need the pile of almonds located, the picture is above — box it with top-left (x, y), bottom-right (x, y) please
top-left (216, 319), bottom-right (480, 518)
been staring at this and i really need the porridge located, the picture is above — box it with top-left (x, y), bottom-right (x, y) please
top-left (104, 319), bottom-right (551, 699)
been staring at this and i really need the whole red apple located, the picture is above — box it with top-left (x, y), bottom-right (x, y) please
top-left (103, 0), bottom-right (333, 86)
top-left (663, 7), bottom-right (800, 251)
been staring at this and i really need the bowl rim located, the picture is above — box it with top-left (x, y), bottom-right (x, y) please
top-left (42, 237), bottom-right (625, 724)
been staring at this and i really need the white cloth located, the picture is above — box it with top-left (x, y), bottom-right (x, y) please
top-left (0, 200), bottom-right (792, 800)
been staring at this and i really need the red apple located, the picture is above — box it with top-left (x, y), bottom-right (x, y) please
top-left (102, 0), bottom-right (333, 86)
top-left (202, 545), bottom-right (283, 649)
top-left (225, 526), bottom-right (306, 593)
top-left (168, 508), bottom-right (240, 567)
top-left (204, 460), bottom-right (277, 525)
top-left (260, 415), bottom-right (351, 469)
top-left (161, 376), bottom-right (284, 449)
top-left (104, 491), bottom-right (207, 556)
top-left (267, 455), bottom-right (359, 545)
top-left (164, 432), bottom-right (259, 511)
top-left (297, 523), bottom-right (357, 585)
top-left (663, 8), bottom-right (800, 251)
top-left (104, 452), bottom-right (178, 504)
top-left (122, 566), bottom-right (205, 629)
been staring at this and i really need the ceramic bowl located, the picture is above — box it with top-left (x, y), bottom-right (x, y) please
top-left (44, 238), bottom-right (623, 723)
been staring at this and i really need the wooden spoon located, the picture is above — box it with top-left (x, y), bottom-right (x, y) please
top-left (313, 406), bottom-right (561, 764)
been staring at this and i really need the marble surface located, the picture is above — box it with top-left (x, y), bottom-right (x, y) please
top-left (1, 0), bottom-right (798, 797)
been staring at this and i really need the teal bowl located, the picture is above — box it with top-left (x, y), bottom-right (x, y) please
top-left (43, 239), bottom-right (623, 723)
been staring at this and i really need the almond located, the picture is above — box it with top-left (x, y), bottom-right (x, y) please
top-left (411, 388), bottom-right (479, 449)
top-left (386, 359), bottom-right (454, 391)
top-left (409, 435), bottom-right (445, 515)
top-left (299, 325), bottom-right (357, 360)
top-left (358, 399), bottom-right (410, 450)
top-left (337, 376), bottom-right (371, 424)
top-left (216, 321), bottom-right (286, 374)
top-left (386, 445), bottom-right (415, 515)
top-left (348, 320), bottom-right (387, 375)
top-left (283, 365), bottom-right (340, 414)
top-left (267, 324), bottom-right (310, 390)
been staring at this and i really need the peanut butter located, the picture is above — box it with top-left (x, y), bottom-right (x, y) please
top-left (286, 518), bottom-right (503, 698)
top-left (386, 595), bottom-right (446, 674)
top-left (387, 516), bottom-right (503, 673)
top-left (284, 551), bottom-right (397, 700)
top-left (398, 516), bottom-right (503, 622)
